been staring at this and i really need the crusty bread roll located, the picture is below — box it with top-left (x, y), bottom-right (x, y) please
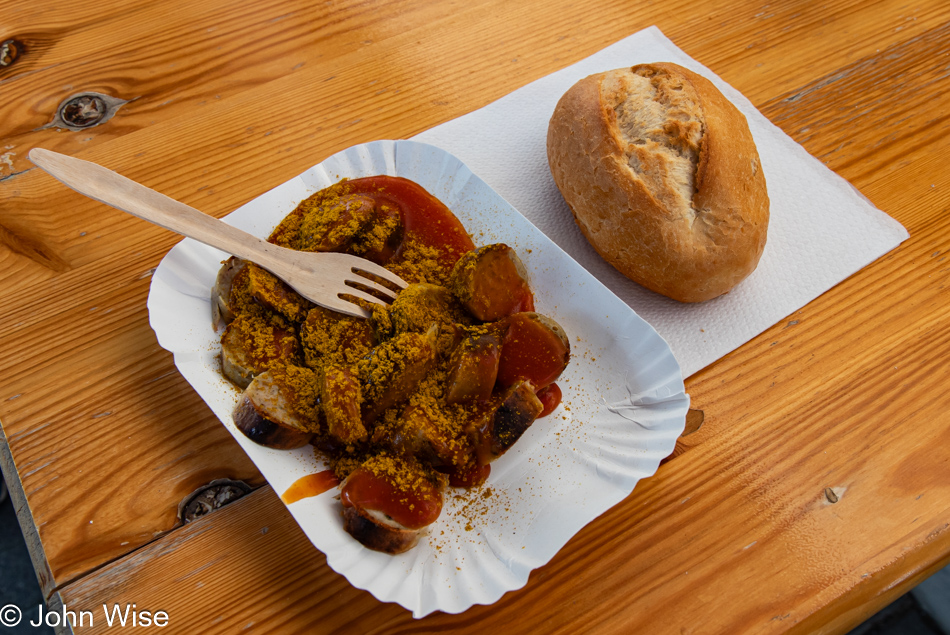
top-left (547, 62), bottom-right (769, 302)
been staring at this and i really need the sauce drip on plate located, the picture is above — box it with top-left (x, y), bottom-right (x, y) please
top-left (282, 470), bottom-right (341, 504)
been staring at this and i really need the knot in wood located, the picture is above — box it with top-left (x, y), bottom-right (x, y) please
top-left (179, 479), bottom-right (252, 523)
top-left (61, 94), bottom-right (108, 128)
top-left (44, 92), bottom-right (129, 131)
top-left (0, 39), bottom-right (22, 67)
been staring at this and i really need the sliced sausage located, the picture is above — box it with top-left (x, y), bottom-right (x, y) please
top-left (444, 331), bottom-right (502, 404)
top-left (299, 194), bottom-right (377, 252)
top-left (322, 365), bottom-right (367, 444)
top-left (339, 456), bottom-right (444, 554)
top-left (448, 243), bottom-right (534, 321)
top-left (211, 257), bottom-right (247, 327)
top-left (358, 329), bottom-right (437, 423)
top-left (300, 305), bottom-right (375, 369)
top-left (496, 312), bottom-right (570, 389)
top-left (245, 262), bottom-right (310, 323)
top-left (221, 314), bottom-right (300, 388)
top-left (389, 283), bottom-right (471, 355)
top-left (375, 403), bottom-right (466, 467)
top-left (233, 368), bottom-right (320, 449)
top-left (466, 379), bottom-right (544, 464)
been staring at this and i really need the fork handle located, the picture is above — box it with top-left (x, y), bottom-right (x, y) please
top-left (28, 148), bottom-right (290, 273)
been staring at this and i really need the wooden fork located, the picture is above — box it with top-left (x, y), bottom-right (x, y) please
top-left (28, 148), bottom-right (408, 319)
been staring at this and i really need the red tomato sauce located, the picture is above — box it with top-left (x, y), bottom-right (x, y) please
top-left (520, 293), bottom-right (535, 313)
top-left (447, 462), bottom-right (491, 488)
top-left (496, 314), bottom-right (570, 389)
top-left (344, 176), bottom-right (475, 269)
top-left (340, 467), bottom-right (443, 529)
top-left (536, 382), bottom-right (562, 417)
top-left (461, 245), bottom-right (536, 320)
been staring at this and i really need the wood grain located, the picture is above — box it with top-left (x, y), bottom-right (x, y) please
top-left (2, 0), bottom-right (517, 178)
top-left (2, 0), bottom-right (943, 179)
top-left (2, 0), bottom-right (949, 632)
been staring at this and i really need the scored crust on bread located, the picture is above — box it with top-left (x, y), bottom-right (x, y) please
top-left (547, 62), bottom-right (769, 302)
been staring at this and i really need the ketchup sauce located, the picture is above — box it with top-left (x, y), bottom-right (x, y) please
top-left (468, 245), bottom-right (535, 320)
top-left (343, 176), bottom-right (475, 269)
top-left (536, 382), bottom-right (562, 417)
top-left (340, 467), bottom-right (443, 530)
top-left (496, 313), bottom-right (570, 389)
top-left (447, 462), bottom-right (491, 488)
top-left (281, 470), bottom-right (341, 505)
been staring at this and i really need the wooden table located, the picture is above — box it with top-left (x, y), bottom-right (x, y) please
top-left (1, 0), bottom-right (948, 632)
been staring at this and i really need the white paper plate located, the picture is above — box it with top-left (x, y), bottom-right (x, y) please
top-left (147, 140), bottom-right (689, 617)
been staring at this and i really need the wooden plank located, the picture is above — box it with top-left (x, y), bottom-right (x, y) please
top-left (54, 15), bottom-right (950, 635)
top-left (0, 0), bottom-right (161, 89)
top-left (0, 0), bottom-right (502, 179)
top-left (1, 0), bottom-right (159, 34)
top-left (0, 422), bottom-right (55, 593)
top-left (0, 0), bottom-right (947, 630)
top-left (53, 125), bottom-right (950, 629)
top-left (0, 279), bottom-right (266, 591)
top-left (3, 0), bottom-right (944, 180)
top-left (678, 13), bottom-right (950, 462)
top-left (57, 487), bottom-right (396, 633)
top-left (4, 0), bottom-right (941, 304)
top-left (669, 17), bottom-right (950, 464)
top-left (55, 217), bottom-right (950, 632)
top-left (758, 19), bottom-right (950, 183)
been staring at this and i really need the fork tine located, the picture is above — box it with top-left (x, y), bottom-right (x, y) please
top-left (348, 261), bottom-right (409, 290)
top-left (338, 286), bottom-right (392, 308)
top-left (344, 276), bottom-right (399, 301)
top-left (311, 295), bottom-right (373, 319)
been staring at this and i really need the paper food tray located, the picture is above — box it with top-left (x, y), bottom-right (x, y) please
top-left (147, 139), bottom-right (689, 617)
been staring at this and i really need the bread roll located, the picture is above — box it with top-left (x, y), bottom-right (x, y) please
top-left (547, 62), bottom-right (769, 302)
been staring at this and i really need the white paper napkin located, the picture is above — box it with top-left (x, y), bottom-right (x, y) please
top-left (414, 26), bottom-right (908, 378)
